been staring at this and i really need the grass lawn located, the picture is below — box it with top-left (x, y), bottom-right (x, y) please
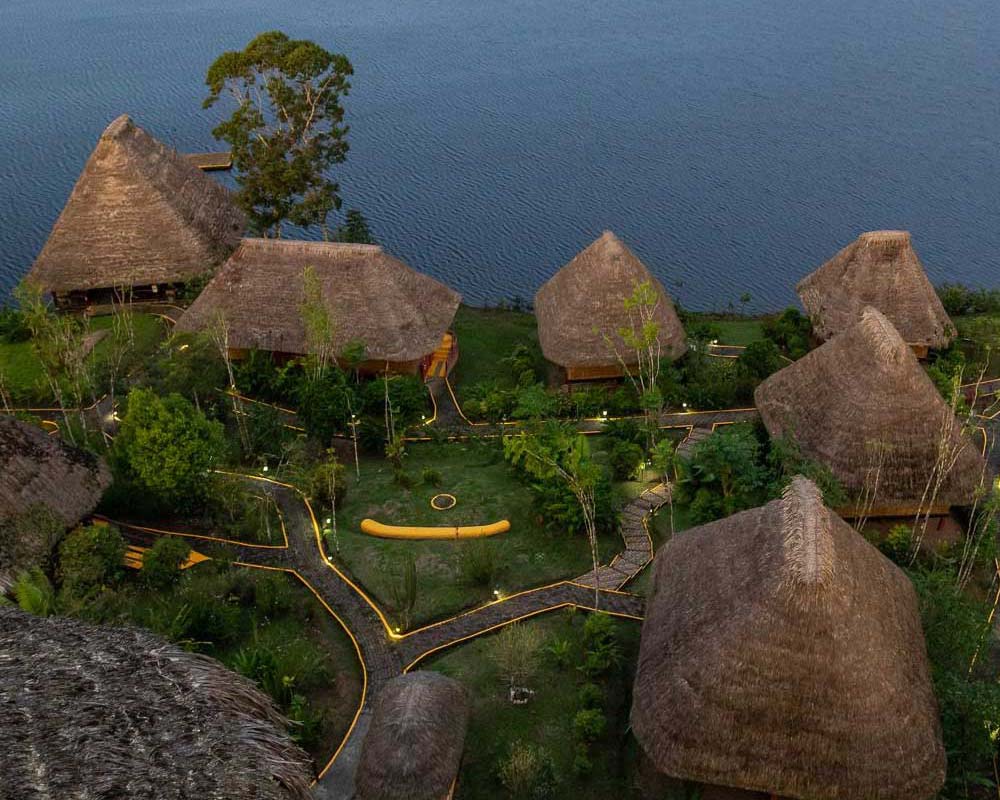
top-left (425, 609), bottom-right (642, 799)
top-left (1, 313), bottom-right (167, 402)
top-left (328, 440), bottom-right (622, 630)
top-left (710, 318), bottom-right (765, 346)
top-left (450, 305), bottom-right (542, 403)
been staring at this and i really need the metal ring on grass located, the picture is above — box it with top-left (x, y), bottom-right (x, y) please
top-left (430, 493), bottom-right (457, 511)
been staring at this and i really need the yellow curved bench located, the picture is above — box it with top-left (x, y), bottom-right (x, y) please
top-left (360, 518), bottom-right (510, 540)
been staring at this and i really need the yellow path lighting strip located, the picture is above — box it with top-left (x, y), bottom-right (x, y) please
top-left (444, 376), bottom-right (476, 426)
top-left (230, 560), bottom-right (368, 783)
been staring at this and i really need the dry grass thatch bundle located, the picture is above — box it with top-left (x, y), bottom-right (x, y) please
top-left (754, 307), bottom-right (987, 512)
top-left (631, 477), bottom-right (945, 800)
top-left (0, 415), bottom-right (111, 592)
top-left (28, 114), bottom-right (244, 294)
top-left (354, 671), bottom-right (470, 800)
top-left (534, 231), bottom-right (686, 370)
top-left (797, 230), bottom-right (955, 348)
top-left (175, 239), bottom-right (461, 365)
top-left (0, 607), bottom-right (313, 800)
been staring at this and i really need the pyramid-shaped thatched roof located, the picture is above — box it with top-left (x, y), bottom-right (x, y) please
top-left (797, 231), bottom-right (955, 348)
top-left (755, 308), bottom-right (987, 511)
top-left (631, 477), bottom-right (945, 800)
top-left (28, 114), bottom-right (245, 294)
top-left (355, 672), bottom-right (469, 800)
top-left (175, 239), bottom-right (461, 363)
top-left (534, 232), bottom-right (687, 368)
top-left (0, 607), bottom-right (312, 800)
top-left (1, 416), bottom-right (111, 592)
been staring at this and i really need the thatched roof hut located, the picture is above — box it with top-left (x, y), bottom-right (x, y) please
top-left (631, 477), bottom-right (945, 800)
top-left (0, 607), bottom-right (313, 799)
top-left (754, 307), bottom-right (987, 515)
top-left (355, 672), bottom-right (469, 800)
top-left (27, 114), bottom-right (244, 304)
top-left (534, 232), bottom-right (686, 381)
top-left (797, 230), bottom-right (955, 352)
top-left (0, 415), bottom-right (111, 591)
top-left (175, 239), bottom-right (461, 374)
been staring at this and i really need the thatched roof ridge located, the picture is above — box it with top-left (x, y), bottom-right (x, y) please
top-left (631, 477), bottom-right (945, 800)
top-left (797, 230), bottom-right (955, 347)
top-left (754, 308), bottom-right (988, 509)
top-left (175, 238), bottom-right (461, 362)
top-left (534, 231), bottom-right (687, 368)
top-left (355, 672), bottom-right (469, 800)
top-left (0, 607), bottom-right (312, 800)
top-left (28, 114), bottom-right (245, 293)
top-left (0, 416), bottom-right (111, 592)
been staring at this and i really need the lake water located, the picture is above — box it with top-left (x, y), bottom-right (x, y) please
top-left (1, 0), bottom-right (998, 311)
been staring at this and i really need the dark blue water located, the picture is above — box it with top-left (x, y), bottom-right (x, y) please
top-left (2, 0), bottom-right (998, 312)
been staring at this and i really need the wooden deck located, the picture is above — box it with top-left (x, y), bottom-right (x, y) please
top-left (185, 152), bottom-right (233, 171)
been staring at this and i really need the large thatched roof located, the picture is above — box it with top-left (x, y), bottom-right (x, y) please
top-left (355, 672), bottom-right (469, 800)
top-left (631, 477), bottom-right (945, 800)
top-left (797, 230), bottom-right (955, 348)
top-left (755, 307), bottom-right (987, 510)
top-left (175, 239), bottom-right (461, 363)
top-left (0, 607), bottom-right (312, 800)
top-left (28, 114), bottom-right (244, 294)
top-left (534, 231), bottom-right (687, 368)
top-left (0, 416), bottom-right (111, 592)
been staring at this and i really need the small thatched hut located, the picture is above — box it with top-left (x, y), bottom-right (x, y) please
top-left (755, 307), bottom-right (987, 516)
top-left (797, 230), bottom-right (955, 356)
top-left (175, 238), bottom-right (462, 376)
top-left (631, 477), bottom-right (945, 800)
top-left (0, 607), bottom-right (313, 799)
top-left (0, 415), bottom-right (111, 592)
top-left (534, 231), bottom-right (686, 382)
top-left (27, 114), bottom-right (245, 308)
top-left (354, 672), bottom-right (469, 800)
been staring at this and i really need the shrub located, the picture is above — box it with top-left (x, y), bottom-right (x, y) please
top-left (307, 458), bottom-right (348, 509)
top-left (497, 741), bottom-right (559, 799)
top-left (458, 541), bottom-right (499, 587)
top-left (0, 305), bottom-right (30, 343)
top-left (57, 524), bottom-right (125, 597)
top-left (12, 568), bottom-right (58, 617)
top-left (571, 743), bottom-right (593, 778)
top-left (360, 375), bottom-right (428, 428)
top-left (573, 708), bottom-right (607, 743)
top-left (608, 440), bottom-right (643, 481)
top-left (490, 623), bottom-right (543, 688)
top-left (513, 383), bottom-right (558, 420)
top-left (735, 339), bottom-right (785, 380)
top-left (577, 682), bottom-right (604, 709)
top-left (761, 307), bottom-right (813, 359)
top-left (544, 637), bottom-right (572, 671)
top-left (141, 536), bottom-right (191, 590)
top-left (602, 418), bottom-right (644, 446)
top-left (422, 467), bottom-right (443, 487)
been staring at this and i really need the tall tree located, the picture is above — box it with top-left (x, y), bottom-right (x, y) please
top-left (204, 31), bottom-right (353, 237)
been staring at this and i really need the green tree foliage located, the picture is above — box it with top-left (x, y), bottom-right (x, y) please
top-left (204, 31), bottom-right (353, 236)
top-left (114, 389), bottom-right (226, 510)
top-left (0, 505), bottom-right (65, 588)
top-left (735, 339), bottom-right (785, 381)
top-left (937, 283), bottom-right (1000, 316)
top-left (141, 537), bottom-right (191, 590)
top-left (359, 374), bottom-right (427, 428)
top-left (149, 333), bottom-right (228, 411)
top-left (334, 209), bottom-right (375, 244)
top-left (761, 308), bottom-right (813, 359)
top-left (765, 434), bottom-right (846, 508)
top-left (57, 524), bottom-right (125, 598)
top-left (607, 439), bottom-right (643, 481)
top-left (12, 568), bottom-right (58, 617)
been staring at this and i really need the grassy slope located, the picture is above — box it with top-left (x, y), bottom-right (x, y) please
top-left (330, 441), bottom-right (621, 629)
top-left (708, 318), bottom-right (765, 346)
top-left (450, 305), bottom-right (542, 401)
top-left (426, 610), bottom-right (642, 800)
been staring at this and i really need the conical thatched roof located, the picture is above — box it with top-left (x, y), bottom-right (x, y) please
top-left (0, 607), bottom-right (312, 800)
top-left (797, 231), bottom-right (955, 348)
top-left (355, 672), bottom-right (469, 800)
top-left (631, 477), bottom-right (945, 800)
top-left (534, 232), bottom-right (687, 368)
top-left (0, 416), bottom-right (111, 592)
top-left (175, 239), bottom-right (461, 363)
top-left (755, 307), bottom-right (987, 511)
top-left (28, 114), bottom-right (245, 294)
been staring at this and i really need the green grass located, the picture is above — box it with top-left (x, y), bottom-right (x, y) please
top-left (450, 305), bottom-right (542, 401)
top-left (710, 318), bottom-right (765, 346)
top-left (328, 440), bottom-right (621, 630)
top-left (425, 609), bottom-right (642, 799)
top-left (1, 313), bottom-right (167, 402)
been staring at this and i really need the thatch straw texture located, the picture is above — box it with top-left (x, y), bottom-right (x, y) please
top-left (0, 607), bottom-right (313, 800)
top-left (28, 114), bottom-right (244, 294)
top-left (0, 416), bottom-right (111, 592)
top-left (754, 308), bottom-right (987, 511)
top-left (631, 477), bottom-right (945, 800)
top-left (797, 231), bottom-right (955, 348)
top-left (534, 231), bottom-right (686, 369)
top-left (355, 672), bottom-right (469, 800)
top-left (175, 239), bottom-right (461, 363)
